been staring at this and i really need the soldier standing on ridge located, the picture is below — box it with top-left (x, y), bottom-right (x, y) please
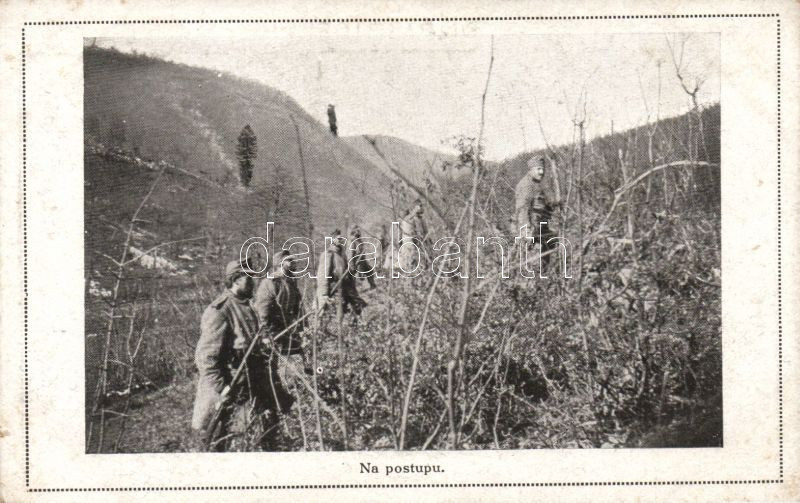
top-left (515, 155), bottom-right (561, 267)
top-left (327, 104), bottom-right (338, 137)
top-left (191, 260), bottom-right (294, 452)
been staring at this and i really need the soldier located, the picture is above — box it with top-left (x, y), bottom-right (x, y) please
top-left (327, 104), bottom-right (338, 137)
top-left (317, 230), bottom-right (367, 321)
top-left (515, 155), bottom-right (561, 266)
top-left (191, 260), bottom-right (293, 452)
top-left (254, 250), bottom-right (305, 356)
top-left (398, 199), bottom-right (430, 271)
top-left (347, 224), bottom-right (377, 290)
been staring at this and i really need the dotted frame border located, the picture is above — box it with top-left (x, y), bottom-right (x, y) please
top-left (20, 13), bottom-right (783, 493)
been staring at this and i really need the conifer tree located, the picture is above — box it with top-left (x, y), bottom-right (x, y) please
top-left (236, 125), bottom-right (257, 187)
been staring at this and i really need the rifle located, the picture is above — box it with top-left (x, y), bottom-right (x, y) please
top-left (202, 270), bottom-right (347, 451)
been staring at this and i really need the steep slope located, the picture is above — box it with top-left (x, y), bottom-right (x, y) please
top-left (84, 46), bottom-right (393, 236)
top-left (343, 134), bottom-right (461, 188)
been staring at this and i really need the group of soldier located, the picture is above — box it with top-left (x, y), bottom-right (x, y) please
top-left (190, 154), bottom-right (558, 451)
top-left (191, 235), bottom-right (369, 451)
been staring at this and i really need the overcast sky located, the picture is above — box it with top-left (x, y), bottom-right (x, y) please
top-left (96, 33), bottom-right (719, 161)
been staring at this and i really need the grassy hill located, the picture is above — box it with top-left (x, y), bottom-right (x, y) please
top-left (83, 46), bottom-right (470, 449)
top-left (85, 46), bottom-right (395, 236)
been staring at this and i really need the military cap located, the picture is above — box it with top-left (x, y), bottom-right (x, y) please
top-left (225, 260), bottom-right (256, 279)
top-left (272, 250), bottom-right (290, 269)
top-left (528, 155), bottom-right (546, 167)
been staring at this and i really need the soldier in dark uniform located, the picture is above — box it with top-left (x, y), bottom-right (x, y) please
top-left (515, 155), bottom-right (561, 266)
top-left (191, 260), bottom-right (293, 452)
top-left (327, 104), bottom-right (338, 137)
top-left (254, 250), bottom-right (305, 356)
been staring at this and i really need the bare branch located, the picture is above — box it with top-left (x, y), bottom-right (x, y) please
top-left (637, 70), bottom-right (651, 121)
top-left (582, 160), bottom-right (718, 256)
top-left (448, 36), bottom-right (495, 448)
top-left (477, 36), bottom-right (496, 146)
top-left (364, 137), bottom-right (451, 229)
top-left (398, 205), bottom-right (470, 449)
top-left (289, 114), bottom-right (314, 237)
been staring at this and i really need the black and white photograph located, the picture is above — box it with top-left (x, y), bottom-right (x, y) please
top-left (78, 31), bottom-right (726, 456)
top-left (82, 33), bottom-right (722, 453)
top-left (4, 2), bottom-right (800, 499)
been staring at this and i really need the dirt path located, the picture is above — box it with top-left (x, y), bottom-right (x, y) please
top-left (107, 379), bottom-right (200, 453)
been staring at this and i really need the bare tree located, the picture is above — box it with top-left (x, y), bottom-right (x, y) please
top-left (637, 59), bottom-right (664, 203)
top-left (666, 34), bottom-right (711, 191)
top-left (88, 167), bottom-right (166, 453)
top-left (289, 115), bottom-right (314, 238)
top-left (447, 36), bottom-right (494, 448)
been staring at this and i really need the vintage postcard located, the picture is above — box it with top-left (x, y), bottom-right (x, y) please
top-left (0, 0), bottom-right (798, 501)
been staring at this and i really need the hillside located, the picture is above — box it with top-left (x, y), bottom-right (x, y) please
top-left (498, 104), bottom-right (721, 215)
top-left (84, 46), bottom-right (395, 236)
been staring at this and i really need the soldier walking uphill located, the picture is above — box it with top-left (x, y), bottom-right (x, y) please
top-left (515, 155), bottom-right (561, 268)
top-left (316, 230), bottom-right (367, 322)
top-left (191, 260), bottom-right (294, 452)
top-left (254, 250), bottom-right (306, 357)
top-left (347, 224), bottom-right (377, 290)
top-left (398, 199), bottom-right (431, 272)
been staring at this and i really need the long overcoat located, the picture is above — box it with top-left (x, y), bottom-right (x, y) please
top-left (191, 290), bottom-right (260, 430)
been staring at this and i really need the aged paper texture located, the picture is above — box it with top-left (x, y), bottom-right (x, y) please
top-left (1, 0), bottom-right (798, 501)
